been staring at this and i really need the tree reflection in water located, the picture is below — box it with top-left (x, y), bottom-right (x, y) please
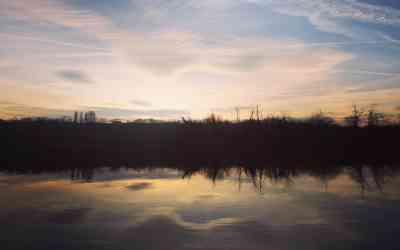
top-left (2, 162), bottom-right (398, 195)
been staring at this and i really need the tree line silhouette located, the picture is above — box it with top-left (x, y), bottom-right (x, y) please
top-left (0, 105), bottom-right (399, 171)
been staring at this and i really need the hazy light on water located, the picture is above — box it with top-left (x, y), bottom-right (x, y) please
top-left (1, 167), bottom-right (400, 249)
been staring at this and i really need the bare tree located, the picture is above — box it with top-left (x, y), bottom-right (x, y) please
top-left (204, 113), bottom-right (221, 124)
top-left (344, 105), bottom-right (365, 128)
top-left (367, 108), bottom-right (385, 127)
top-left (235, 107), bottom-right (240, 122)
top-left (395, 114), bottom-right (400, 126)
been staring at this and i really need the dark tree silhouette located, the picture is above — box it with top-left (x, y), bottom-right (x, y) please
top-left (308, 111), bottom-right (335, 126)
top-left (367, 108), bottom-right (385, 127)
top-left (344, 104), bottom-right (365, 127)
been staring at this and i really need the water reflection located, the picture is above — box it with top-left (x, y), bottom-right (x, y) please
top-left (4, 164), bottom-right (396, 195)
top-left (1, 164), bottom-right (400, 250)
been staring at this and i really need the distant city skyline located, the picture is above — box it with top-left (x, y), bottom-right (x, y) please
top-left (1, 0), bottom-right (400, 120)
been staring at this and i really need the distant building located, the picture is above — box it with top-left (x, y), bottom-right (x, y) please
top-left (79, 112), bottom-right (84, 123)
top-left (84, 111), bottom-right (96, 123)
top-left (73, 111), bottom-right (78, 123)
top-left (73, 111), bottom-right (97, 124)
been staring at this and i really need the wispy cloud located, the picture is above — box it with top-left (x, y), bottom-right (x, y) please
top-left (1, 0), bottom-right (400, 118)
top-left (252, 0), bottom-right (400, 38)
top-left (0, 34), bottom-right (109, 51)
top-left (56, 70), bottom-right (92, 84)
top-left (130, 99), bottom-right (152, 107)
top-left (0, 101), bottom-right (72, 118)
top-left (262, 0), bottom-right (400, 25)
top-left (292, 40), bottom-right (397, 48)
top-left (0, 0), bottom-right (396, 76)
top-left (87, 106), bottom-right (190, 119)
top-left (332, 69), bottom-right (400, 77)
top-left (346, 75), bottom-right (400, 93)
top-left (0, 0), bottom-right (114, 39)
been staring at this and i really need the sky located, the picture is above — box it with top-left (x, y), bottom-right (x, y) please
top-left (1, 0), bottom-right (400, 120)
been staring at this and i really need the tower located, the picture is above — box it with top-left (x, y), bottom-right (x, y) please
top-left (79, 112), bottom-right (84, 123)
top-left (85, 111), bottom-right (96, 123)
top-left (73, 111), bottom-right (78, 123)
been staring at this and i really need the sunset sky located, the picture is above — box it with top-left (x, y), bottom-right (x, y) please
top-left (1, 0), bottom-right (400, 120)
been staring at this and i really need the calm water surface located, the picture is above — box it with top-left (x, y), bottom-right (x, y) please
top-left (1, 166), bottom-right (400, 250)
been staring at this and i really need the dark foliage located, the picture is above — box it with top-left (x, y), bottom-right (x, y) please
top-left (0, 117), bottom-right (399, 172)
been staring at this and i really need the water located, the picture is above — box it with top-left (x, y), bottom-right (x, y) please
top-left (1, 166), bottom-right (400, 250)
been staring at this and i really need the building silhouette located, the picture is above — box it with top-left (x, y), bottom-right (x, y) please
top-left (79, 112), bottom-right (84, 123)
top-left (84, 111), bottom-right (96, 123)
top-left (74, 111), bottom-right (96, 124)
top-left (73, 111), bottom-right (78, 123)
